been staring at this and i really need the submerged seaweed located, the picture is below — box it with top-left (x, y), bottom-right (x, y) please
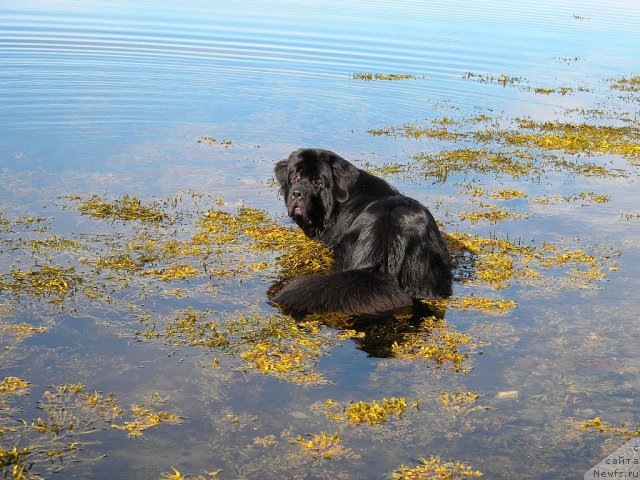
top-left (0, 380), bottom-right (181, 479)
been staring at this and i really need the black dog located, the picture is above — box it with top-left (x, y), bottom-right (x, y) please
top-left (272, 148), bottom-right (452, 315)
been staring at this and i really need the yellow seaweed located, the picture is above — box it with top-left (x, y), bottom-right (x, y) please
top-left (111, 404), bottom-right (182, 438)
top-left (344, 397), bottom-right (409, 425)
top-left (297, 432), bottom-right (349, 459)
top-left (390, 456), bottom-right (483, 479)
top-left (0, 266), bottom-right (80, 302)
top-left (391, 316), bottom-right (476, 373)
top-left (352, 72), bottom-right (417, 81)
top-left (581, 417), bottom-right (640, 438)
top-left (78, 195), bottom-right (167, 222)
top-left (0, 377), bottom-right (30, 395)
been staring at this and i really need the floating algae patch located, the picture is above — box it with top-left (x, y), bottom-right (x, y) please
top-left (77, 195), bottom-right (167, 223)
top-left (140, 264), bottom-right (199, 281)
top-left (621, 211), bottom-right (640, 221)
top-left (322, 397), bottom-right (413, 426)
top-left (71, 198), bottom-right (332, 290)
top-left (160, 467), bottom-right (186, 480)
top-left (389, 456), bottom-right (483, 479)
top-left (415, 149), bottom-right (538, 181)
top-left (368, 149), bottom-right (540, 183)
top-left (368, 120), bottom-right (463, 142)
top-left (0, 212), bottom-right (10, 230)
top-left (367, 113), bottom-right (635, 180)
top-left (491, 189), bottom-right (528, 200)
top-left (530, 192), bottom-right (610, 205)
top-left (443, 232), bottom-right (619, 291)
top-left (0, 195), bottom-right (336, 333)
top-left (390, 316), bottom-right (477, 373)
top-left (533, 86), bottom-right (581, 95)
top-left (463, 71), bottom-right (524, 86)
top-left (438, 390), bottom-right (479, 412)
top-left (111, 404), bottom-right (182, 438)
top-left (240, 342), bottom-right (326, 383)
top-left (457, 204), bottom-right (526, 224)
top-left (0, 265), bottom-right (81, 303)
top-left (135, 307), bottom-right (335, 383)
top-left (28, 236), bottom-right (81, 252)
top-left (161, 466), bottom-right (221, 480)
top-left (609, 74), bottom-right (640, 92)
top-left (581, 417), bottom-right (640, 439)
top-left (296, 432), bottom-right (357, 460)
top-left (192, 206), bottom-right (333, 280)
top-left (352, 72), bottom-right (417, 81)
top-left (433, 296), bottom-right (518, 316)
top-left (95, 253), bottom-right (143, 272)
top-left (0, 376), bottom-right (30, 395)
top-left (504, 119), bottom-right (640, 159)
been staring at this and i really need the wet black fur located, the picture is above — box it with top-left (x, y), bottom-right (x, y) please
top-left (272, 148), bottom-right (452, 315)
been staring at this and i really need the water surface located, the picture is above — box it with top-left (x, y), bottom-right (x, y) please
top-left (1, 1), bottom-right (640, 478)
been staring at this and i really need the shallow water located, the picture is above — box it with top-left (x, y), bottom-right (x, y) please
top-left (1, 1), bottom-right (640, 479)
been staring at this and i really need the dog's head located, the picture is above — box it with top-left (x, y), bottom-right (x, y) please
top-left (274, 148), bottom-right (359, 232)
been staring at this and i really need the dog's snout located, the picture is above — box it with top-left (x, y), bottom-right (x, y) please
top-left (290, 190), bottom-right (305, 200)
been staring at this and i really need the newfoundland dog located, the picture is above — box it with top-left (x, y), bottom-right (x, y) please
top-left (272, 148), bottom-right (452, 315)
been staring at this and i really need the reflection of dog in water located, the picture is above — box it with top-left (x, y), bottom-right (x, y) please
top-left (272, 148), bottom-right (453, 316)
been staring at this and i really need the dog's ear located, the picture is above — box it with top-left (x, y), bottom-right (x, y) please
top-left (329, 152), bottom-right (359, 203)
top-left (274, 159), bottom-right (289, 189)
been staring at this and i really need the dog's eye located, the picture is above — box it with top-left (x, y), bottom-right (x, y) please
top-left (311, 177), bottom-right (324, 188)
top-left (291, 171), bottom-right (301, 183)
